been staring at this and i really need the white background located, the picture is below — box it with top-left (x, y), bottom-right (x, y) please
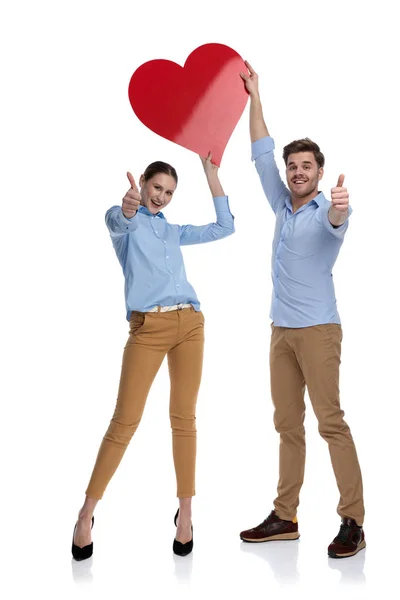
top-left (1, 0), bottom-right (399, 598)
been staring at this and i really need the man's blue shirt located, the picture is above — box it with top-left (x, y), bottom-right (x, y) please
top-left (252, 136), bottom-right (352, 328)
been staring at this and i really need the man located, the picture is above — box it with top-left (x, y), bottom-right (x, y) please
top-left (238, 62), bottom-right (365, 559)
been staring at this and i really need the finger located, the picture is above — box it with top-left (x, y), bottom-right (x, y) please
top-left (127, 171), bottom-right (138, 191)
top-left (123, 198), bottom-right (140, 209)
top-left (239, 72), bottom-right (249, 81)
top-left (124, 196), bottom-right (141, 207)
top-left (207, 151), bottom-right (212, 162)
top-left (336, 174), bottom-right (345, 187)
top-left (244, 60), bottom-right (255, 75)
top-left (123, 203), bottom-right (137, 212)
top-left (125, 191), bottom-right (141, 202)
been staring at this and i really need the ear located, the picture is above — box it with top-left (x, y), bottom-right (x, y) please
top-left (139, 174), bottom-right (145, 188)
top-left (318, 167), bottom-right (324, 181)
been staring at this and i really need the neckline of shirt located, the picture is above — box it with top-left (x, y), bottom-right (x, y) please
top-left (138, 206), bottom-right (165, 219)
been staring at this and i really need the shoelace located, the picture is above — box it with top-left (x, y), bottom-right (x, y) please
top-left (255, 514), bottom-right (277, 530)
top-left (336, 523), bottom-right (352, 543)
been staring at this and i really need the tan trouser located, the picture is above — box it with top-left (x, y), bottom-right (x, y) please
top-left (270, 324), bottom-right (364, 525)
top-left (86, 307), bottom-right (204, 500)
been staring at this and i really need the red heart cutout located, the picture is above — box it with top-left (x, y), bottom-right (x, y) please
top-left (128, 44), bottom-right (249, 166)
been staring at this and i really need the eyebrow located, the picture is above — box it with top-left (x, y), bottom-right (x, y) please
top-left (287, 160), bottom-right (313, 166)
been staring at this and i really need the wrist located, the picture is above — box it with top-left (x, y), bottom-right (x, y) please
top-left (122, 210), bottom-right (137, 219)
top-left (328, 206), bottom-right (348, 226)
top-left (206, 172), bottom-right (219, 184)
top-left (250, 90), bottom-right (261, 102)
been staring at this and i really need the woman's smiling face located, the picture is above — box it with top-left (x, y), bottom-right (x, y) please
top-left (139, 173), bottom-right (177, 214)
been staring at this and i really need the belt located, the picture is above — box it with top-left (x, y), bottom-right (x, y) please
top-left (147, 303), bottom-right (192, 313)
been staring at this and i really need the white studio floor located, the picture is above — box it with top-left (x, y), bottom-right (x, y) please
top-left (8, 495), bottom-right (386, 600)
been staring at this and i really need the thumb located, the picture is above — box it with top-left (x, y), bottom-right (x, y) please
top-left (127, 171), bottom-right (138, 191)
top-left (337, 174), bottom-right (345, 187)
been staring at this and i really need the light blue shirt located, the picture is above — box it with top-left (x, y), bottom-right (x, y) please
top-left (252, 136), bottom-right (352, 328)
top-left (106, 198), bottom-right (235, 319)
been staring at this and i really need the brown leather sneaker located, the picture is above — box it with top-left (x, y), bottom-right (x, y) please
top-left (240, 510), bottom-right (300, 543)
top-left (328, 518), bottom-right (366, 558)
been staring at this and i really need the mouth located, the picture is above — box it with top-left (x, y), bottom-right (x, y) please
top-left (292, 180), bottom-right (307, 185)
top-left (150, 199), bottom-right (163, 209)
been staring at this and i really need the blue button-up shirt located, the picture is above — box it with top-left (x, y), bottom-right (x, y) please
top-left (106, 198), bottom-right (234, 319)
top-left (252, 136), bottom-right (352, 328)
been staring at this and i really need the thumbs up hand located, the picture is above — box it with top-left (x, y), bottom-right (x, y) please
top-left (331, 174), bottom-right (349, 213)
top-left (122, 172), bottom-right (142, 219)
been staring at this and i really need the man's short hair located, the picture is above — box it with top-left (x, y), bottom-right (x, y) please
top-left (283, 138), bottom-right (325, 169)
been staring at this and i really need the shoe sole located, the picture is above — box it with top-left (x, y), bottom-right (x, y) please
top-left (240, 532), bottom-right (300, 543)
top-left (328, 540), bottom-right (366, 559)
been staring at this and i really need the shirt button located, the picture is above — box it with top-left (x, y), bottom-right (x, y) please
top-left (155, 231), bottom-right (158, 234)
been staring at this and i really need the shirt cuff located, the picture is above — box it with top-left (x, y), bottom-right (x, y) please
top-left (118, 208), bottom-right (140, 232)
top-left (251, 136), bottom-right (275, 161)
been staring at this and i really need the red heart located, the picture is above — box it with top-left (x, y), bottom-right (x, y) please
top-left (128, 44), bottom-right (249, 166)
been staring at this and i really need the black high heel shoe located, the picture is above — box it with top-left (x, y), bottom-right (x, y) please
top-left (173, 508), bottom-right (193, 557)
top-left (72, 516), bottom-right (94, 561)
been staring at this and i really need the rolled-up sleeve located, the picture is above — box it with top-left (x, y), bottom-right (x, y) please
top-left (251, 136), bottom-right (275, 162)
top-left (251, 137), bottom-right (290, 214)
top-left (179, 196), bottom-right (235, 245)
top-left (105, 205), bottom-right (140, 238)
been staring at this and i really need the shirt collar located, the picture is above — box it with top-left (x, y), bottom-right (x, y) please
top-left (313, 192), bottom-right (326, 206)
top-left (138, 205), bottom-right (166, 219)
top-left (285, 191), bottom-right (326, 212)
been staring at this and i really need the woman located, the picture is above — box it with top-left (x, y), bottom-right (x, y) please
top-left (72, 153), bottom-right (234, 559)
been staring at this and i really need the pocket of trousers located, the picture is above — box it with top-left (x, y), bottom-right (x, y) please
top-left (323, 324), bottom-right (343, 344)
top-left (129, 312), bottom-right (147, 336)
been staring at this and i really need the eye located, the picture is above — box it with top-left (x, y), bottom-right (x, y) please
top-left (154, 185), bottom-right (161, 190)
top-left (304, 165), bottom-right (310, 170)
top-left (167, 191), bottom-right (173, 196)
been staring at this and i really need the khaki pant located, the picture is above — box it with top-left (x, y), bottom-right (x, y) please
top-left (86, 307), bottom-right (204, 499)
top-left (270, 324), bottom-right (364, 525)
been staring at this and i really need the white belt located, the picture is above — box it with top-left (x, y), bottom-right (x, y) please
top-left (147, 303), bottom-right (192, 313)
